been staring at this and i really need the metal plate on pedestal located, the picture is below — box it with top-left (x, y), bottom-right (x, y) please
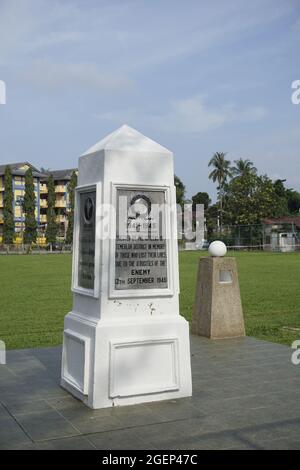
top-left (115, 189), bottom-right (168, 290)
top-left (78, 191), bottom-right (96, 290)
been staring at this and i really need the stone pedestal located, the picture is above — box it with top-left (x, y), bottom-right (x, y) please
top-left (192, 257), bottom-right (245, 339)
top-left (61, 125), bottom-right (192, 409)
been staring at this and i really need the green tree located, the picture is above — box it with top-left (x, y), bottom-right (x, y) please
top-left (226, 173), bottom-right (281, 226)
top-left (23, 168), bottom-right (37, 245)
top-left (231, 158), bottom-right (257, 179)
top-left (286, 189), bottom-right (300, 214)
top-left (192, 192), bottom-right (211, 211)
top-left (66, 170), bottom-right (77, 244)
top-left (3, 165), bottom-right (14, 244)
top-left (208, 152), bottom-right (232, 231)
top-left (45, 175), bottom-right (58, 247)
top-left (272, 179), bottom-right (300, 216)
top-left (205, 203), bottom-right (219, 239)
top-left (273, 179), bottom-right (286, 198)
top-left (273, 179), bottom-right (289, 216)
top-left (174, 175), bottom-right (186, 207)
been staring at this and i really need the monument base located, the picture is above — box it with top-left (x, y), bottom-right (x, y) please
top-left (192, 257), bottom-right (245, 339)
top-left (61, 312), bottom-right (192, 409)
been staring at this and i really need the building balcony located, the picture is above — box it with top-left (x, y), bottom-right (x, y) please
top-left (55, 185), bottom-right (66, 193)
top-left (56, 215), bottom-right (67, 223)
top-left (55, 201), bottom-right (66, 208)
top-left (40, 199), bottom-right (48, 208)
top-left (40, 185), bottom-right (48, 194)
top-left (40, 214), bottom-right (67, 224)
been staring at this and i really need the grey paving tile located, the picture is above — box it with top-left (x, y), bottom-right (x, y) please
top-left (145, 398), bottom-right (203, 422)
top-left (239, 419), bottom-right (300, 444)
top-left (48, 396), bottom-right (116, 418)
top-left (1, 441), bottom-right (39, 450)
top-left (259, 438), bottom-right (300, 450)
top-left (0, 382), bottom-right (68, 407)
top-left (6, 356), bottom-right (48, 373)
top-left (208, 406), bottom-right (299, 432)
top-left (15, 409), bottom-right (81, 441)
top-left (88, 429), bottom-right (154, 450)
top-left (192, 392), bottom-right (300, 419)
top-left (0, 337), bottom-right (299, 449)
top-left (7, 398), bottom-right (53, 416)
top-left (47, 395), bottom-right (86, 411)
top-left (0, 390), bottom-right (33, 406)
top-left (5, 350), bottom-right (27, 363)
top-left (49, 396), bottom-right (171, 430)
top-left (37, 436), bottom-right (96, 450)
top-left (110, 403), bottom-right (167, 427)
top-left (21, 346), bottom-right (61, 358)
top-left (28, 380), bottom-right (69, 399)
top-left (48, 396), bottom-right (127, 433)
top-left (66, 414), bottom-right (126, 435)
top-left (0, 366), bottom-right (16, 380)
top-left (116, 420), bottom-right (193, 448)
top-left (0, 415), bottom-right (32, 449)
top-left (131, 416), bottom-right (256, 450)
top-left (145, 409), bottom-right (297, 442)
top-left (0, 403), bottom-right (10, 417)
top-left (165, 431), bottom-right (258, 450)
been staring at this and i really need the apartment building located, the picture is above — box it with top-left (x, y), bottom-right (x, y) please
top-left (40, 168), bottom-right (77, 238)
top-left (0, 162), bottom-right (77, 243)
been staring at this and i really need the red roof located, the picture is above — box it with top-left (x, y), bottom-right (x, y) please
top-left (262, 216), bottom-right (300, 228)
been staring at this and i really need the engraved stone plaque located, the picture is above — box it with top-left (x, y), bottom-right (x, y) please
top-left (78, 190), bottom-right (96, 290)
top-left (115, 189), bottom-right (168, 290)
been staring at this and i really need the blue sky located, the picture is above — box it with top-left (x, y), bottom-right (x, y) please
top-left (0, 0), bottom-right (299, 199)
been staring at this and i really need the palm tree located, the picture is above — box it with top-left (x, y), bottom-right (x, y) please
top-left (208, 152), bottom-right (232, 231)
top-left (231, 158), bottom-right (257, 178)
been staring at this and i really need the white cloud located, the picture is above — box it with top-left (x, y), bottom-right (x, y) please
top-left (0, 0), bottom-right (83, 65)
top-left (0, 0), bottom-right (294, 72)
top-left (21, 59), bottom-right (134, 93)
top-left (114, 0), bottom-right (295, 72)
top-left (158, 96), bottom-right (267, 133)
top-left (96, 96), bottom-right (267, 133)
top-left (159, 96), bottom-right (231, 133)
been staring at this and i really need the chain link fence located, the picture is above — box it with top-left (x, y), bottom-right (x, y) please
top-left (0, 242), bottom-right (72, 254)
top-left (183, 223), bottom-right (300, 252)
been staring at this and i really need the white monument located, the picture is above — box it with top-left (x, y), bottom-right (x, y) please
top-left (61, 124), bottom-right (192, 409)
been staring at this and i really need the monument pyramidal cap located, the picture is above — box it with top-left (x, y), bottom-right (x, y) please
top-left (81, 124), bottom-right (172, 156)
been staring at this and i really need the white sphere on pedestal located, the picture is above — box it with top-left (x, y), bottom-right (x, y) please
top-left (208, 240), bottom-right (227, 257)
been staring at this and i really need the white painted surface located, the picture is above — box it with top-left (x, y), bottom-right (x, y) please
top-left (208, 240), bottom-right (227, 257)
top-left (109, 337), bottom-right (179, 398)
top-left (81, 124), bottom-right (171, 156)
top-left (62, 330), bottom-right (90, 395)
top-left (61, 125), bottom-right (192, 408)
top-left (0, 340), bottom-right (6, 365)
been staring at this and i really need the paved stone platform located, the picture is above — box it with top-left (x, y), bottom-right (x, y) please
top-left (0, 336), bottom-right (299, 450)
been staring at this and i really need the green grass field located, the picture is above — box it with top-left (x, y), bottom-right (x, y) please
top-left (0, 251), bottom-right (300, 350)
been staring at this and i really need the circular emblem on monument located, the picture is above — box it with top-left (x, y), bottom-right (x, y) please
top-left (84, 196), bottom-right (94, 224)
top-left (129, 194), bottom-right (151, 218)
